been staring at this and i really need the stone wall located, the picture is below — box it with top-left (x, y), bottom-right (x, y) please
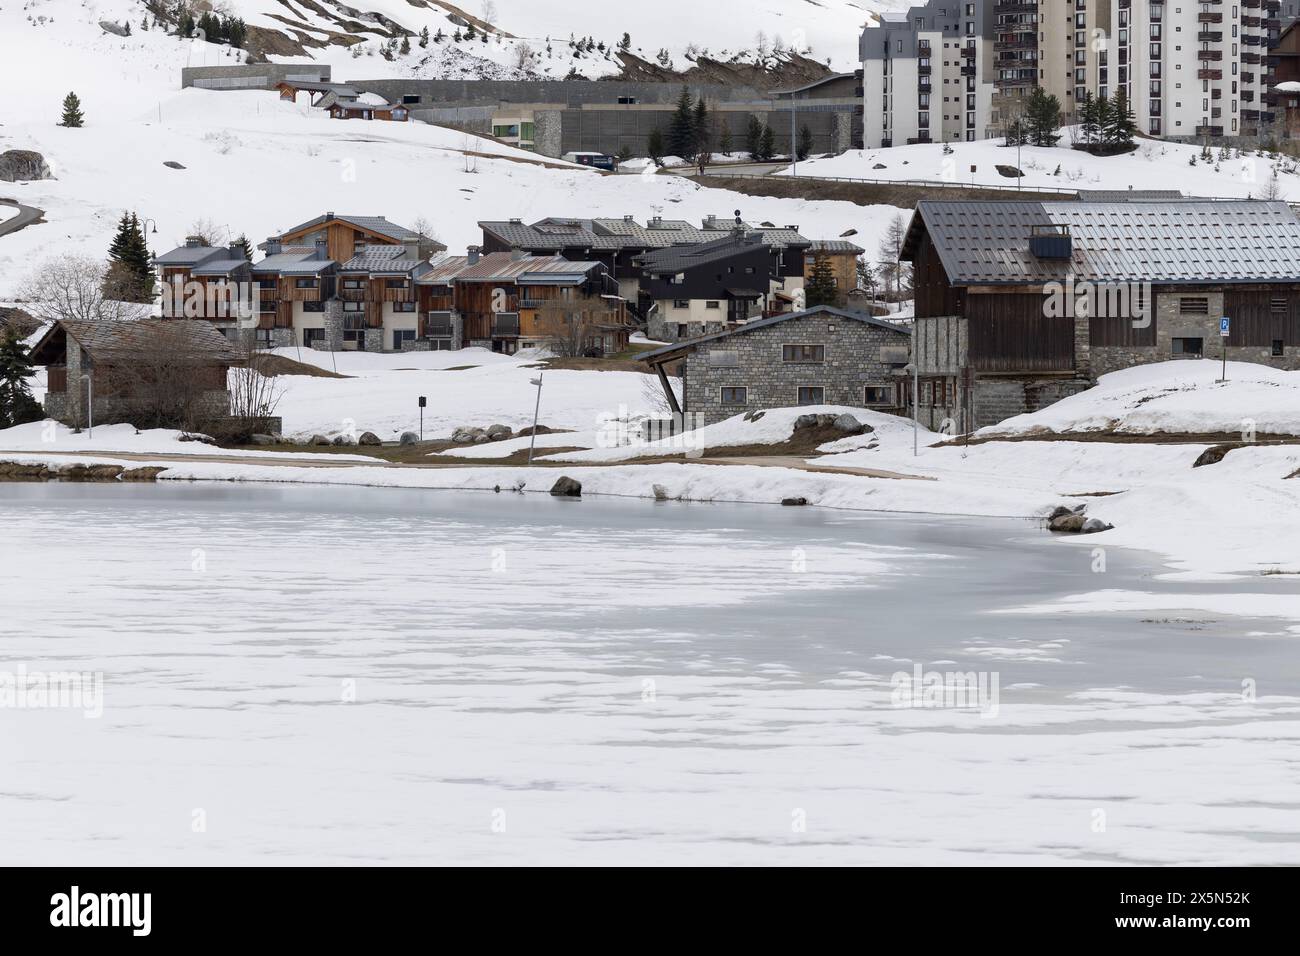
top-left (682, 313), bottom-right (910, 424)
top-left (181, 63), bottom-right (330, 90)
top-left (971, 377), bottom-right (1091, 428)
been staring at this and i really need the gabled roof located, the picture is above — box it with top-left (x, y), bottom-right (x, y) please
top-left (339, 248), bottom-right (425, 275)
top-left (274, 214), bottom-right (418, 243)
top-left (190, 257), bottom-right (250, 277)
top-left (153, 244), bottom-right (226, 268)
top-left (902, 199), bottom-right (1300, 285)
top-left (452, 252), bottom-right (603, 283)
top-left (479, 219), bottom-right (600, 251)
top-left (31, 319), bottom-right (242, 366)
top-left (636, 233), bottom-right (772, 273)
top-left (252, 251), bottom-right (334, 275)
top-left (810, 239), bottom-right (866, 255)
top-left (637, 307), bottom-right (910, 365)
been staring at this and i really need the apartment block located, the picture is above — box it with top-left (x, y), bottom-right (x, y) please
top-left (863, 0), bottom-right (1283, 143)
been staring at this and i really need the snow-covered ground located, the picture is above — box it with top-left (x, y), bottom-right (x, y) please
top-left (0, 85), bottom-right (902, 300)
top-left (262, 345), bottom-right (665, 439)
top-left (790, 134), bottom-right (1300, 200)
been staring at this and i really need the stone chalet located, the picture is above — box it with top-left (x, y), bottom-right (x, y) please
top-left (638, 306), bottom-right (911, 425)
top-left (902, 197), bottom-right (1300, 431)
top-left (31, 320), bottom-right (241, 428)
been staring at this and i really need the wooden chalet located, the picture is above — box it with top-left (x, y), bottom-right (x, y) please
top-left (901, 197), bottom-right (1300, 429)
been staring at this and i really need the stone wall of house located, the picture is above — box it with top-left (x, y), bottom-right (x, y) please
top-left (971, 377), bottom-right (1091, 428)
top-left (682, 313), bottom-right (910, 424)
top-left (364, 328), bottom-right (384, 352)
top-left (1091, 291), bottom-right (1300, 376)
top-left (324, 301), bottom-right (345, 352)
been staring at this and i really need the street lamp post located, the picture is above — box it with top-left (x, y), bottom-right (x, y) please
top-left (903, 363), bottom-right (918, 456)
top-left (80, 373), bottom-right (93, 438)
top-left (527, 373), bottom-right (544, 465)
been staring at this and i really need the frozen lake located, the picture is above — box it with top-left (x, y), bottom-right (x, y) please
top-left (2, 482), bottom-right (1299, 865)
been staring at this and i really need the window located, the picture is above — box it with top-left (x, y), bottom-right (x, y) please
top-left (385, 278), bottom-right (409, 289)
top-left (1172, 337), bottom-right (1204, 355)
top-left (783, 344), bottom-right (825, 363)
top-left (1273, 340), bottom-right (1285, 356)
top-left (343, 301), bottom-right (364, 313)
top-left (402, 94), bottom-right (421, 105)
top-left (394, 302), bottom-right (416, 312)
top-left (706, 301), bottom-right (721, 309)
top-left (295, 278), bottom-right (318, 288)
top-left (673, 299), bottom-right (690, 309)
top-left (393, 329), bottom-right (416, 350)
top-left (1179, 297), bottom-right (1209, 314)
top-left (720, 386), bottom-right (748, 405)
top-left (303, 301), bottom-right (325, 313)
top-left (797, 386), bottom-right (825, 405)
top-left (1271, 297), bottom-right (1287, 314)
top-left (342, 279), bottom-right (364, 290)
top-left (707, 350), bottom-right (739, 367)
top-left (303, 328), bottom-right (325, 347)
top-left (864, 385), bottom-right (894, 406)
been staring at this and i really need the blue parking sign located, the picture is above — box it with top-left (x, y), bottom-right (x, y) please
top-left (1219, 317), bottom-right (1230, 337)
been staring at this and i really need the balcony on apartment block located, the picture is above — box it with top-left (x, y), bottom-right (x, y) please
top-left (1195, 125), bottom-right (1224, 136)
top-left (1200, 11), bottom-right (1224, 21)
top-left (1198, 69), bottom-right (1224, 80)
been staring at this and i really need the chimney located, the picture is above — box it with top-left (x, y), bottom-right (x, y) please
top-left (265, 238), bottom-right (282, 256)
top-left (467, 245), bottom-right (481, 265)
top-left (325, 210), bottom-right (334, 218)
top-left (785, 224), bottom-right (799, 231)
top-left (185, 235), bottom-right (204, 248)
top-left (402, 240), bottom-right (420, 260)
top-left (704, 215), bottom-right (717, 228)
top-left (623, 214), bottom-right (634, 222)
top-left (510, 218), bottom-right (523, 224)
top-left (314, 238), bottom-right (328, 260)
top-left (228, 242), bottom-right (245, 259)
top-left (510, 249), bottom-right (528, 261)
top-left (649, 216), bottom-right (662, 226)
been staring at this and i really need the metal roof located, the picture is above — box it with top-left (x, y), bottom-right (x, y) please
top-left (637, 306), bottom-right (910, 364)
top-left (251, 251), bottom-right (333, 275)
top-left (190, 258), bottom-right (250, 276)
top-left (635, 233), bottom-right (771, 273)
top-left (810, 239), bottom-right (866, 255)
top-left (455, 252), bottom-right (603, 282)
top-left (903, 199), bottom-right (1300, 285)
top-left (153, 245), bottom-right (226, 267)
top-left (339, 249), bottom-right (424, 274)
top-left (1075, 189), bottom-right (1186, 201)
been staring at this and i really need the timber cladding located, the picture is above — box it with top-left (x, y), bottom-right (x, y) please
top-left (964, 294), bottom-right (1075, 372)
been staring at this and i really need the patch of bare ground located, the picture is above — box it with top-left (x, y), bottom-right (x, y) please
top-left (250, 355), bottom-right (350, 378)
top-left (699, 176), bottom-right (1074, 209)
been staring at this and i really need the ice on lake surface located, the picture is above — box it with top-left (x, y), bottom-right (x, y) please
top-left (2, 482), bottom-right (1299, 865)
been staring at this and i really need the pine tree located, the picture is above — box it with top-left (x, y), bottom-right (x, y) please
top-left (419, 27), bottom-right (429, 48)
top-left (745, 114), bottom-right (764, 160)
top-left (804, 253), bottom-right (839, 308)
top-left (141, 16), bottom-right (149, 31)
top-left (1095, 95), bottom-right (1114, 148)
top-left (1079, 92), bottom-right (1099, 148)
top-left (718, 122), bottom-right (733, 157)
top-left (618, 32), bottom-right (631, 53)
top-left (60, 91), bottom-right (84, 128)
top-left (1110, 87), bottom-right (1137, 150)
top-left (466, 24), bottom-right (476, 41)
top-left (107, 212), bottom-right (154, 303)
top-left (760, 123), bottom-right (775, 161)
top-left (1025, 86), bottom-right (1061, 147)
top-left (797, 124), bottom-right (814, 161)
top-left (434, 28), bottom-right (445, 43)
top-left (400, 34), bottom-right (411, 55)
top-left (692, 98), bottom-right (712, 172)
top-left (667, 86), bottom-right (696, 158)
top-left (125, 21), bottom-right (132, 35)
top-left (232, 234), bottom-right (254, 262)
top-left (0, 325), bottom-right (43, 430)
top-left (647, 127), bottom-right (665, 164)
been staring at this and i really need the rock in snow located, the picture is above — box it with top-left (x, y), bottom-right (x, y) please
top-left (399, 432), bottom-right (419, 446)
top-left (0, 150), bottom-right (52, 182)
top-left (550, 476), bottom-right (582, 497)
top-left (358, 432), bottom-right (382, 446)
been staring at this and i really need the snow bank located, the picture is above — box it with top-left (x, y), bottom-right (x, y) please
top-left (981, 360), bottom-right (1300, 437)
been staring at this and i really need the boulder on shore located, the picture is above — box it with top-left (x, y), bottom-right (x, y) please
top-left (550, 476), bottom-right (582, 497)
top-left (358, 431), bottom-right (382, 446)
top-left (781, 496), bottom-right (809, 507)
top-left (310, 435), bottom-right (330, 446)
top-left (399, 431), bottom-right (419, 446)
top-left (249, 434), bottom-right (276, 445)
top-left (486, 423), bottom-right (513, 439)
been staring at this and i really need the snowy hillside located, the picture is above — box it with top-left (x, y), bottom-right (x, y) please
top-left (788, 133), bottom-right (1300, 200)
top-left (2, 0), bottom-right (895, 99)
top-left (0, 89), bottom-right (902, 300)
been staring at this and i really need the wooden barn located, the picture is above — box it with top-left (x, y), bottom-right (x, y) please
top-left (901, 198), bottom-right (1300, 430)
